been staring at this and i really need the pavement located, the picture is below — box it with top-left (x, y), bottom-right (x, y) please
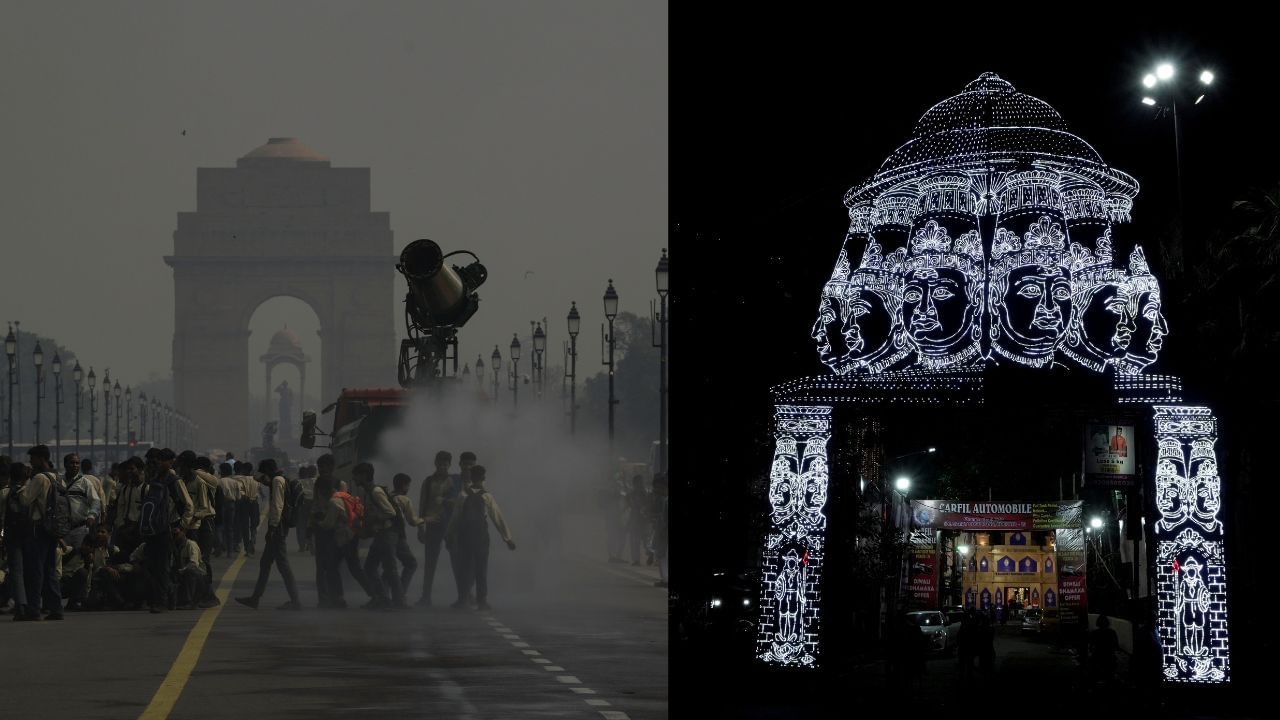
top-left (710, 623), bottom-right (1133, 718)
top-left (0, 511), bottom-right (666, 720)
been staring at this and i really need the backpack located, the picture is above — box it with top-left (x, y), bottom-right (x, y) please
top-left (279, 476), bottom-right (305, 529)
top-left (5, 487), bottom-right (32, 542)
top-left (386, 486), bottom-right (407, 535)
top-left (139, 476), bottom-right (172, 537)
top-left (458, 489), bottom-right (487, 539)
top-left (332, 490), bottom-right (364, 546)
top-left (41, 472), bottom-right (73, 539)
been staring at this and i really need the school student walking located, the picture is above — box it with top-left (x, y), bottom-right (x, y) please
top-left (354, 463), bottom-right (405, 610)
top-left (446, 466), bottom-right (515, 611)
top-left (390, 473), bottom-right (425, 597)
top-left (235, 459), bottom-right (301, 610)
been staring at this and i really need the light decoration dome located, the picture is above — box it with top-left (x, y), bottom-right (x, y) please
top-left (813, 73), bottom-right (1163, 377)
top-left (844, 73), bottom-right (1138, 208)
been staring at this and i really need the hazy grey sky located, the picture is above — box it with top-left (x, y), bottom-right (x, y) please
top-left (0, 1), bottom-right (666, 393)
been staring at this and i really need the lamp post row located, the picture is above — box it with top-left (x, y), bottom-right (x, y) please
top-left (478, 249), bottom-right (667, 477)
top-left (4, 324), bottom-right (197, 463)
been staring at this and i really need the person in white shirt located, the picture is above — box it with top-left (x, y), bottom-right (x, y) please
top-left (63, 453), bottom-right (103, 538)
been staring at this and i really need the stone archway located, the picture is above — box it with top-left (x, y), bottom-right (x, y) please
top-left (166, 138), bottom-right (396, 451)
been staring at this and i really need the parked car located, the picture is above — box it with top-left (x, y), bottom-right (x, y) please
top-left (1021, 607), bottom-right (1043, 633)
top-left (906, 610), bottom-right (958, 653)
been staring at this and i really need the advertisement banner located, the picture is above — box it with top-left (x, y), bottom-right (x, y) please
top-left (907, 541), bottom-right (937, 609)
top-left (1054, 527), bottom-right (1088, 633)
top-left (1085, 422), bottom-right (1137, 487)
top-left (911, 500), bottom-right (1081, 531)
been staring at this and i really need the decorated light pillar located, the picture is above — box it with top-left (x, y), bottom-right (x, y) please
top-left (1151, 405), bottom-right (1230, 683)
top-left (756, 404), bottom-right (833, 668)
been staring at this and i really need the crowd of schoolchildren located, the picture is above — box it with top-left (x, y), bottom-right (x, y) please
top-left (0, 445), bottom-right (519, 619)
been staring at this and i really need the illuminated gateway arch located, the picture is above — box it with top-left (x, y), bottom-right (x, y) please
top-left (757, 74), bottom-right (1229, 684)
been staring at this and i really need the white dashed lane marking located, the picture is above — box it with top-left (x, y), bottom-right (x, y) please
top-left (486, 615), bottom-right (628, 717)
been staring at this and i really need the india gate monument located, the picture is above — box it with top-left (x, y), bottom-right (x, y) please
top-left (166, 138), bottom-right (397, 451)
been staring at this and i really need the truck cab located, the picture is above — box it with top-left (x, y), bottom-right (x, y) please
top-left (303, 388), bottom-right (410, 487)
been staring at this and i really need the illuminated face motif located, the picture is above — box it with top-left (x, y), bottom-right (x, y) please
top-left (998, 264), bottom-right (1071, 353)
top-left (811, 295), bottom-right (847, 370)
top-left (1124, 290), bottom-right (1168, 368)
top-left (839, 281), bottom-right (906, 372)
top-left (903, 267), bottom-right (974, 355)
top-left (1188, 438), bottom-right (1223, 534)
top-left (1074, 282), bottom-right (1131, 362)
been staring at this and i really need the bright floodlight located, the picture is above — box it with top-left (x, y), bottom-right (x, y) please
top-left (895, 476), bottom-right (911, 492)
top-left (1156, 63), bottom-right (1174, 80)
top-left (1200, 70), bottom-right (1214, 85)
top-left (1142, 97), bottom-right (1157, 106)
top-left (1090, 516), bottom-right (1103, 529)
top-left (928, 447), bottom-right (937, 453)
top-left (1196, 94), bottom-right (1205, 105)
top-left (1142, 74), bottom-right (1157, 88)
top-left (957, 544), bottom-right (970, 555)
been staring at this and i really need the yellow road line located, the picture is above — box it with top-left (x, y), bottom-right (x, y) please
top-left (138, 553), bottom-right (248, 720)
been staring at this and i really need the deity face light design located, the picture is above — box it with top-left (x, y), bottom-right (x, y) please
top-left (1188, 438), bottom-right (1223, 534)
top-left (998, 264), bottom-right (1071, 351)
top-left (903, 267), bottom-right (974, 353)
top-left (1075, 282), bottom-right (1131, 360)
top-left (811, 294), bottom-right (848, 369)
top-left (838, 280), bottom-right (908, 373)
top-left (1124, 289), bottom-right (1168, 367)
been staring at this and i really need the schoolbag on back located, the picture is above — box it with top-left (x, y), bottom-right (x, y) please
top-left (280, 477), bottom-right (305, 529)
top-left (332, 490), bottom-right (364, 546)
top-left (41, 472), bottom-right (73, 539)
top-left (460, 489), bottom-right (487, 535)
top-left (384, 485), bottom-right (406, 530)
top-left (139, 477), bottom-right (172, 537)
top-left (6, 486), bottom-right (32, 541)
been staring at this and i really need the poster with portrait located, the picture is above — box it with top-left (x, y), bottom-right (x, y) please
top-left (1084, 422), bottom-right (1136, 487)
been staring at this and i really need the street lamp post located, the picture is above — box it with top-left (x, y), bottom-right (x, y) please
top-left (125, 386), bottom-right (132, 452)
top-left (652, 248), bottom-right (668, 475)
top-left (139, 391), bottom-right (147, 446)
top-left (52, 352), bottom-right (62, 459)
top-left (566, 302), bottom-right (580, 435)
top-left (509, 334), bottom-right (521, 410)
top-left (164, 405), bottom-right (172, 448)
top-left (33, 342), bottom-right (44, 447)
top-left (113, 381), bottom-right (121, 460)
top-left (532, 321), bottom-right (546, 401)
top-left (491, 346), bottom-right (501, 406)
top-left (602, 280), bottom-right (619, 459)
top-left (5, 325), bottom-right (15, 456)
top-left (12, 321), bottom-right (20, 445)
top-left (475, 355), bottom-right (485, 391)
top-left (88, 368), bottom-right (96, 462)
top-left (1140, 62), bottom-right (1216, 268)
top-left (102, 371), bottom-right (111, 462)
top-left (73, 361), bottom-right (83, 457)
top-left (151, 399), bottom-right (158, 448)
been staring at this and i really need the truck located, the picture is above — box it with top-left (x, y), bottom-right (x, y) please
top-left (302, 387), bottom-right (411, 487)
